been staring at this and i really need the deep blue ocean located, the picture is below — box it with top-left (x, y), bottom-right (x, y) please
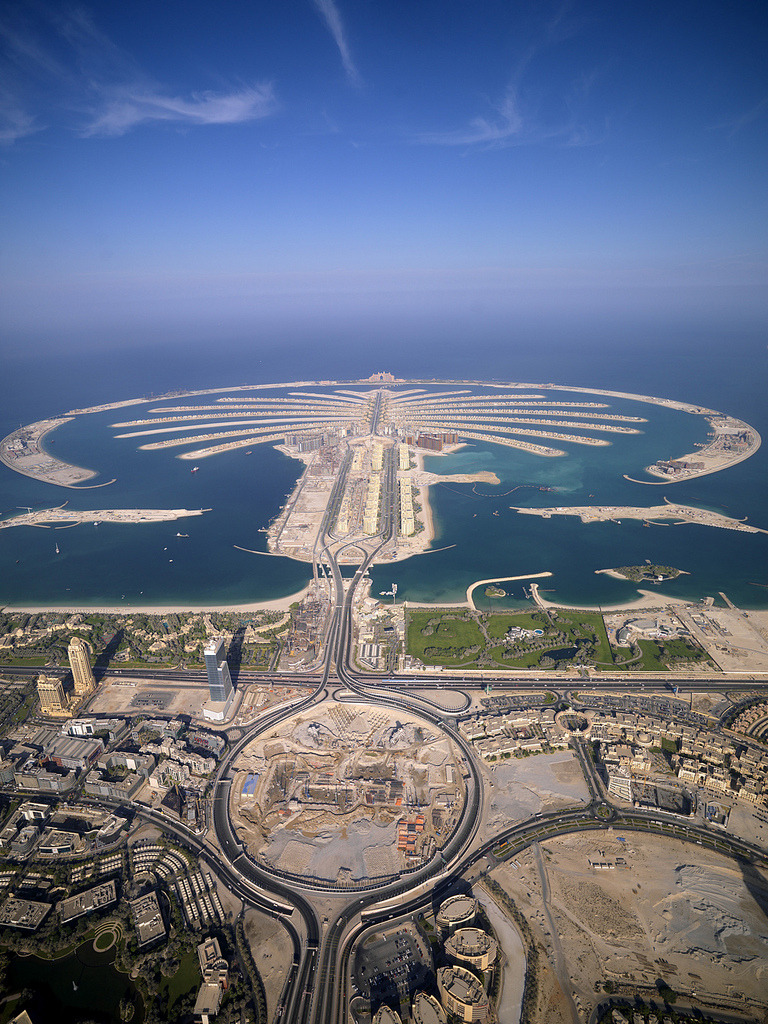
top-left (1, 325), bottom-right (766, 610)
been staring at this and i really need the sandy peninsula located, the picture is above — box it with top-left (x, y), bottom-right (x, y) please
top-left (266, 440), bottom-right (500, 565)
top-left (626, 414), bottom-right (762, 485)
top-left (0, 506), bottom-right (212, 530)
top-left (0, 418), bottom-right (107, 488)
top-left (513, 501), bottom-right (768, 534)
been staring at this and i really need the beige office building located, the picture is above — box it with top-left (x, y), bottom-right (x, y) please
top-left (444, 928), bottom-right (498, 972)
top-left (37, 675), bottom-right (69, 716)
top-left (411, 992), bottom-right (447, 1024)
top-left (436, 894), bottom-right (477, 934)
top-left (437, 965), bottom-right (489, 1023)
top-left (68, 637), bottom-right (95, 696)
top-left (373, 1007), bottom-right (403, 1024)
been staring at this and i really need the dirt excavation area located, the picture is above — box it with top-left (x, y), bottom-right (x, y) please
top-left (229, 703), bottom-right (466, 884)
top-left (491, 833), bottom-right (768, 1023)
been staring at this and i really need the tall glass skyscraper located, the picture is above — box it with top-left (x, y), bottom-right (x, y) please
top-left (204, 637), bottom-right (233, 703)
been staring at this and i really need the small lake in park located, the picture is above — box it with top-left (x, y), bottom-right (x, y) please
top-left (5, 930), bottom-right (143, 1024)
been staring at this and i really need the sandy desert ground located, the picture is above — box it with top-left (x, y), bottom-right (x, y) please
top-left (492, 832), bottom-right (768, 1023)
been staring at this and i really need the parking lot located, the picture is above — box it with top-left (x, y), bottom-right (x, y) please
top-left (353, 921), bottom-right (433, 1007)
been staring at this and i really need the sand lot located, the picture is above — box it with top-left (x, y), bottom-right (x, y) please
top-left (675, 605), bottom-right (768, 674)
top-left (475, 883), bottom-right (526, 1024)
top-left (492, 832), bottom-right (768, 1022)
top-left (244, 908), bottom-right (293, 1020)
top-left (481, 750), bottom-right (589, 843)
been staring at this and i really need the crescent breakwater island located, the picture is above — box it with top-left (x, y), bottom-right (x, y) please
top-left (0, 417), bottom-right (106, 488)
top-left (626, 414), bottom-right (761, 485)
top-left (0, 375), bottom-right (759, 490)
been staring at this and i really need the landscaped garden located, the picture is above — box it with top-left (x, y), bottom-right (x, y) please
top-left (406, 607), bottom-right (614, 670)
top-left (406, 606), bottom-right (712, 672)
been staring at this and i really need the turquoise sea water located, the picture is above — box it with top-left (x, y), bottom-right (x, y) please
top-left (367, 392), bottom-right (768, 609)
top-left (1, 342), bottom-right (766, 610)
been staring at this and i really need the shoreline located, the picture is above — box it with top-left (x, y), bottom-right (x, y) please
top-left (405, 588), bottom-right (690, 614)
top-left (6, 585), bottom-right (768, 625)
top-left (1, 583), bottom-right (312, 616)
top-left (414, 450), bottom-right (437, 549)
top-left (529, 582), bottom-right (692, 612)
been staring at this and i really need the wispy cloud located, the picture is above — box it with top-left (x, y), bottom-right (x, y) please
top-left (0, 100), bottom-right (38, 144)
top-left (710, 96), bottom-right (768, 137)
top-left (0, 4), bottom-right (278, 144)
top-left (83, 84), bottom-right (277, 137)
top-left (311, 0), bottom-right (361, 86)
top-left (416, 87), bottom-right (524, 147)
top-left (413, 83), bottom-right (595, 149)
top-left (412, 3), bottom-right (595, 150)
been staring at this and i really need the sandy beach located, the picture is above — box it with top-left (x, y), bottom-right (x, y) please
top-left (2, 583), bottom-right (312, 616)
top-left (529, 581), bottom-right (692, 612)
top-left (404, 447), bottom-right (495, 554)
top-left (416, 481), bottom-right (435, 545)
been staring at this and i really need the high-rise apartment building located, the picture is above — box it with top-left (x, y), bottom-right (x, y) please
top-left (204, 637), bottom-right (233, 703)
top-left (68, 636), bottom-right (96, 696)
top-left (37, 674), bottom-right (69, 715)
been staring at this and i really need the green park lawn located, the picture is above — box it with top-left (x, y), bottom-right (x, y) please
top-left (161, 949), bottom-right (201, 1014)
top-left (406, 611), bottom-right (485, 666)
top-left (406, 605), bottom-right (710, 672)
top-left (483, 611), bottom-right (548, 639)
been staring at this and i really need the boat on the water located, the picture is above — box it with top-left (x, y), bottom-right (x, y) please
top-left (191, 466), bottom-right (200, 473)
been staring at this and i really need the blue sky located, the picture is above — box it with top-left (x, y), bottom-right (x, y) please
top-left (1, 0), bottom-right (766, 350)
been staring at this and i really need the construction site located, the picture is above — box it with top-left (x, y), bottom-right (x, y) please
top-left (228, 703), bottom-right (466, 884)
